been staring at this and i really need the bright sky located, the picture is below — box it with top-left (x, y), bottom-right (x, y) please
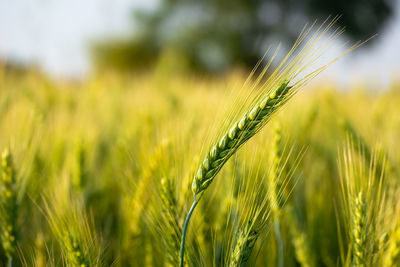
top-left (0, 0), bottom-right (157, 77)
top-left (0, 0), bottom-right (399, 85)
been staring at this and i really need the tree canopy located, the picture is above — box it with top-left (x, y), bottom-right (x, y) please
top-left (92, 0), bottom-right (395, 73)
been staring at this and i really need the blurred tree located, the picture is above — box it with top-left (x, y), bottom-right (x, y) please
top-left (92, 0), bottom-right (395, 73)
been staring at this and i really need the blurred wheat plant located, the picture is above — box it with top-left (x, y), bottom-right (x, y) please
top-left (160, 176), bottom-right (182, 266)
top-left (339, 141), bottom-right (387, 267)
top-left (339, 119), bottom-right (389, 178)
top-left (44, 197), bottom-right (102, 267)
top-left (268, 124), bottom-right (285, 267)
top-left (287, 207), bottom-right (316, 267)
top-left (383, 226), bottom-right (400, 266)
top-left (227, 144), bottom-right (301, 267)
top-left (0, 149), bottom-right (18, 267)
top-left (71, 139), bottom-right (87, 193)
top-left (180, 18), bottom-right (359, 266)
top-left (227, 163), bottom-right (272, 267)
top-left (229, 219), bottom-right (261, 267)
top-left (121, 139), bottom-right (171, 265)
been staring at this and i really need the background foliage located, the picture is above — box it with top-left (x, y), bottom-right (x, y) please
top-left (92, 0), bottom-right (395, 72)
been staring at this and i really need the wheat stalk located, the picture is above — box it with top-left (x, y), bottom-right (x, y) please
top-left (179, 19), bottom-right (359, 266)
top-left (180, 76), bottom-right (294, 267)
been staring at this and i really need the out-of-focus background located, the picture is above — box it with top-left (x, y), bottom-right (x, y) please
top-left (0, 0), bottom-right (399, 84)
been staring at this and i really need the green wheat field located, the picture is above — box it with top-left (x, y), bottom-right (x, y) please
top-left (0, 23), bottom-right (400, 267)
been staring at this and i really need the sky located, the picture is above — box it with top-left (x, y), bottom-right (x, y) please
top-left (0, 0), bottom-right (158, 76)
top-left (0, 0), bottom-right (399, 86)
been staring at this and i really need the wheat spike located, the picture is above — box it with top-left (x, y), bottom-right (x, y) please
top-left (353, 191), bottom-right (367, 267)
top-left (62, 232), bottom-right (89, 267)
top-left (229, 220), bottom-right (259, 267)
top-left (0, 149), bottom-right (18, 265)
top-left (160, 177), bottom-right (182, 266)
top-left (268, 123), bottom-right (284, 217)
top-left (192, 81), bottom-right (292, 196)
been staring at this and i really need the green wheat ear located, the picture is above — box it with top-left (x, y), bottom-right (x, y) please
top-left (160, 177), bottom-right (181, 266)
top-left (268, 123), bottom-right (284, 218)
top-left (353, 191), bottom-right (367, 267)
top-left (192, 81), bottom-right (292, 196)
top-left (0, 149), bottom-right (18, 265)
top-left (229, 220), bottom-right (259, 267)
top-left (62, 232), bottom-right (89, 267)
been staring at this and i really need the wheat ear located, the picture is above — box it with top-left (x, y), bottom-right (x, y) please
top-left (62, 232), bottom-right (89, 267)
top-left (268, 124), bottom-right (283, 216)
top-left (160, 177), bottom-right (182, 266)
top-left (229, 220), bottom-right (259, 267)
top-left (192, 81), bottom-right (292, 196)
top-left (43, 195), bottom-right (101, 267)
top-left (268, 124), bottom-right (284, 267)
top-left (353, 191), bottom-right (367, 267)
top-left (0, 149), bottom-right (18, 267)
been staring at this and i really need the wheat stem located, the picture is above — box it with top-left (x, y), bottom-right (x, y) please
top-left (179, 196), bottom-right (198, 267)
